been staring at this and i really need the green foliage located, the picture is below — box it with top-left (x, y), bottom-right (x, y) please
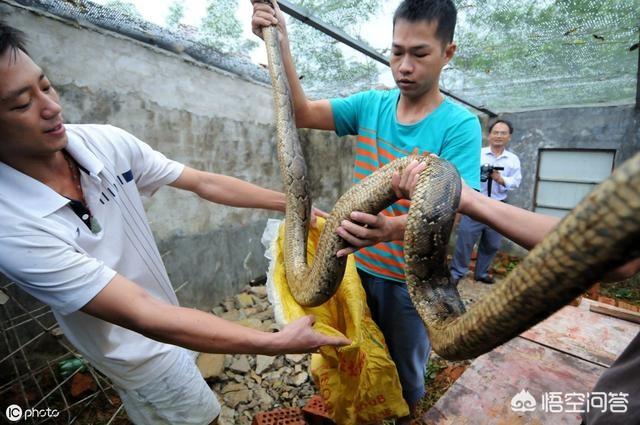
top-left (288, 0), bottom-right (384, 97)
top-left (451, 0), bottom-right (638, 109)
top-left (601, 273), bottom-right (640, 306)
top-left (425, 359), bottom-right (444, 380)
top-left (505, 259), bottom-right (518, 273)
top-left (165, 1), bottom-right (185, 29)
top-left (105, 0), bottom-right (142, 19)
top-left (199, 0), bottom-right (258, 54)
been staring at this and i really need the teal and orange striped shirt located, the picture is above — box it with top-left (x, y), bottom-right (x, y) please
top-left (330, 89), bottom-right (481, 283)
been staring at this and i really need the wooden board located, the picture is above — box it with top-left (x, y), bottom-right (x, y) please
top-left (521, 305), bottom-right (639, 366)
top-left (423, 305), bottom-right (639, 424)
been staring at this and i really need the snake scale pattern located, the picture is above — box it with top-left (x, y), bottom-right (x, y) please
top-left (261, 20), bottom-right (640, 360)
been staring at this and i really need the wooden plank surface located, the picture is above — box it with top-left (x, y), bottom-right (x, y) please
top-left (423, 305), bottom-right (639, 424)
top-left (589, 303), bottom-right (640, 324)
top-left (521, 305), bottom-right (639, 366)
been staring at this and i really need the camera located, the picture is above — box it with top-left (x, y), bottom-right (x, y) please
top-left (480, 163), bottom-right (504, 182)
top-left (480, 163), bottom-right (504, 197)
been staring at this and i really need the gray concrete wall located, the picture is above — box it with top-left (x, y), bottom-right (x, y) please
top-left (0, 2), bottom-right (355, 311)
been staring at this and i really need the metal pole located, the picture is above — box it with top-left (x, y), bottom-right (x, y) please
top-left (277, 0), bottom-right (497, 117)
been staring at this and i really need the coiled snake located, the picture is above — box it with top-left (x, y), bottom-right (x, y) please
top-left (260, 16), bottom-right (640, 360)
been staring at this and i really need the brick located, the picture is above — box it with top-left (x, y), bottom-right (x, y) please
top-left (252, 408), bottom-right (307, 425)
top-left (598, 296), bottom-right (617, 306)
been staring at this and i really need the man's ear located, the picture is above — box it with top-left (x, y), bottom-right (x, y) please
top-left (443, 41), bottom-right (456, 64)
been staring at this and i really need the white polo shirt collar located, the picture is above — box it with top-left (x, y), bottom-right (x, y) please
top-left (0, 129), bottom-right (105, 218)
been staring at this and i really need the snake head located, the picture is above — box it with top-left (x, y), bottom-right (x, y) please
top-left (407, 275), bottom-right (466, 324)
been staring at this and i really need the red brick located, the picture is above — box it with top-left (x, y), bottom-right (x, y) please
top-left (617, 301), bottom-right (640, 312)
top-left (598, 296), bottom-right (617, 306)
top-left (252, 408), bottom-right (307, 425)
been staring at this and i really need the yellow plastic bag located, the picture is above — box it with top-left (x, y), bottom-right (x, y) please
top-left (265, 218), bottom-right (409, 424)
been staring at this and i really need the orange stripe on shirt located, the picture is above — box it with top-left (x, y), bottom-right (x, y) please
top-left (354, 171), bottom-right (367, 181)
top-left (358, 248), bottom-right (404, 271)
top-left (381, 202), bottom-right (410, 217)
top-left (377, 145), bottom-right (397, 163)
top-left (371, 243), bottom-right (404, 258)
top-left (397, 199), bottom-right (410, 209)
top-left (354, 159), bottom-right (377, 173)
top-left (357, 135), bottom-right (377, 146)
top-left (355, 147), bottom-right (377, 162)
top-left (355, 255), bottom-right (405, 281)
top-left (381, 209), bottom-right (395, 217)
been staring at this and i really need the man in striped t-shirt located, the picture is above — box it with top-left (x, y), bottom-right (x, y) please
top-left (253, 0), bottom-right (481, 420)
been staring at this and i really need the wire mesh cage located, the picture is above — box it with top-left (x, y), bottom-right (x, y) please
top-left (0, 280), bottom-right (127, 424)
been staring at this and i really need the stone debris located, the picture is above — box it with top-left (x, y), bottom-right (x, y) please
top-left (205, 285), bottom-right (315, 425)
top-left (290, 371), bottom-right (309, 387)
top-left (204, 276), bottom-right (495, 424)
top-left (285, 354), bottom-right (306, 364)
top-left (196, 353), bottom-right (226, 379)
top-left (255, 355), bottom-right (276, 374)
top-left (229, 355), bottom-right (252, 373)
top-left (235, 292), bottom-right (256, 309)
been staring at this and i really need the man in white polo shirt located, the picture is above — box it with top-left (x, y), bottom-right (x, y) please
top-left (0, 22), bottom-right (349, 424)
top-left (450, 118), bottom-right (522, 285)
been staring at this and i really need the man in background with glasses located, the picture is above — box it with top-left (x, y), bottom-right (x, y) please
top-left (450, 118), bottom-right (522, 285)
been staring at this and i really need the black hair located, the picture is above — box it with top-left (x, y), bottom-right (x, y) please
top-left (489, 119), bottom-right (514, 134)
top-left (0, 20), bottom-right (28, 62)
top-left (393, 0), bottom-right (457, 46)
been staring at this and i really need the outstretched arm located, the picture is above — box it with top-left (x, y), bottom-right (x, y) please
top-left (393, 160), bottom-right (558, 250)
top-left (170, 166), bottom-right (328, 221)
top-left (458, 184), bottom-right (557, 250)
top-left (170, 166), bottom-right (286, 212)
top-left (251, 0), bottom-right (334, 130)
top-left (394, 160), bottom-right (640, 282)
top-left (82, 274), bottom-right (350, 355)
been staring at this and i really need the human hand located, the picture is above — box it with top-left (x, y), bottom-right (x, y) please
top-left (390, 155), bottom-right (479, 217)
top-left (391, 154), bottom-right (441, 199)
top-left (275, 315), bottom-right (351, 354)
top-left (491, 170), bottom-right (504, 185)
top-left (335, 212), bottom-right (404, 257)
top-left (251, 0), bottom-right (287, 40)
top-left (391, 159), bottom-right (427, 200)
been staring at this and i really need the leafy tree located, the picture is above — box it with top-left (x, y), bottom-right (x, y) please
top-left (166, 1), bottom-right (185, 29)
top-left (287, 0), bottom-right (384, 97)
top-left (193, 0), bottom-right (383, 94)
top-left (199, 0), bottom-right (258, 54)
top-left (450, 0), bottom-right (637, 109)
top-left (105, 0), bottom-right (142, 19)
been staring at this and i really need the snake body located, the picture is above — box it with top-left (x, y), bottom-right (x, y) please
top-left (262, 23), bottom-right (640, 360)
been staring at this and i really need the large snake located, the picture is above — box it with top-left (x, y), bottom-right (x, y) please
top-left (260, 11), bottom-right (640, 360)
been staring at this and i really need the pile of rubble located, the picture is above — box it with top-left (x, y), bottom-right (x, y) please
top-left (198, 279), bottom-right (492, 424)
top-left (198, 285), bottom-right (315, 425)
